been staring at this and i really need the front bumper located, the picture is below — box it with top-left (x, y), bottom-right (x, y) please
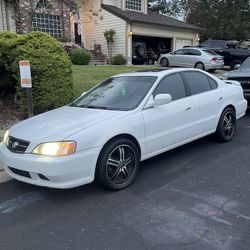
top-left (0, 142), bottom-right (101, 188)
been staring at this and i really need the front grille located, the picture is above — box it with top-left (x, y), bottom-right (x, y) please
top-left (6, 136), bottom-right (30, 154)
top-left (228, 77), bottom-right (250, 90)
top-left (8, 167), bottom-right (31, 178)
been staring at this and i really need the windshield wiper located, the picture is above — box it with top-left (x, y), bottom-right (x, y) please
top-left (80, 105), bottom-right (108, 110)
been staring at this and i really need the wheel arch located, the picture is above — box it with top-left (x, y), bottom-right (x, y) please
top-left (97, 133), bottom-right (142, 161)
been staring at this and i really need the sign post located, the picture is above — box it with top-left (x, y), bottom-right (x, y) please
top-left (19, 60), bottom-right (33, 117)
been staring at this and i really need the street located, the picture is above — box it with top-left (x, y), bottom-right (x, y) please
top-left (0, 110), bottom-right (249, 250)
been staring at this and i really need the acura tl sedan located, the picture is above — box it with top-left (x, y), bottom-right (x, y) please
top-left (0, 69), bottom-right (247, 190)
top-left (158, 47), bottom-right (224, 72)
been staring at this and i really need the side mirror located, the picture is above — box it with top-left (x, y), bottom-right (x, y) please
top-left (154, 94), bottom-right (172, 107)
top-left (234, 64), bottom-right (241, 70)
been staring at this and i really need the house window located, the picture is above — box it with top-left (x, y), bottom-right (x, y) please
top-left (125, 0), bottom-right (141, 11)
top-left (32, 13), bottom-right (62, 37)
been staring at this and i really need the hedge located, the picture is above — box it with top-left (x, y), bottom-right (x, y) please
top-left (0, 31), bottom-right (74, 115)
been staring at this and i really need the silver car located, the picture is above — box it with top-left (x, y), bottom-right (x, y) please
top-left (158, 47), bottom-right (224, 72)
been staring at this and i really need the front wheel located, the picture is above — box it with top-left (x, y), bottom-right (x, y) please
top-left (95, 138), bottom-right (140, 190)
top-left (215, 108), bottom-right (236, 142)
top-left (160, 58), bottom-right (169, 67)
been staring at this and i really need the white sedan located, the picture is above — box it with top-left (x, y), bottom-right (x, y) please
top-left (0, 69), bottom-right (247, 190)
top-left (158, 48), bottom-right (224, 71)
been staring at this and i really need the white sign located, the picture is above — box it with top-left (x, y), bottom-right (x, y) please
top-left (19, 60), bottom-right (32, 88)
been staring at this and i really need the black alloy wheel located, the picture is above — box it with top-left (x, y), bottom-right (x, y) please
top-left (215, 108), bottom-right (236, 142)
top-left (95, 138), bottom-right (140, 190)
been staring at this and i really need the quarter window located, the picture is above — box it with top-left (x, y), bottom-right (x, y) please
top-left (125, 0), bottom-right (141, 11)
top-left (153, 73), bottom-right (186, 101)
top-left (184, 72), bottom-right (211, 95)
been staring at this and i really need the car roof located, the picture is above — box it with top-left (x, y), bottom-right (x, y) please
top-left (113, 68), bottom-right (205, 78)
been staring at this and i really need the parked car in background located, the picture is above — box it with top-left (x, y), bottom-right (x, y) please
top-left (158, 47), bottom-right (224, 72)
top-left (223, 56), bottom-right (250, 102)
top-left (0, 69), bottom-right (247, 190)
top-left (200, 40), bottom-right (250, 70)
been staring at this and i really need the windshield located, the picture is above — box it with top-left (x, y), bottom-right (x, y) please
top-left (71, 76), bottom-right (157, 111)
top-left (241, 57), bottom-right (250, 69)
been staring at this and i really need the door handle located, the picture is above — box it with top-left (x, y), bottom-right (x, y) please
top-left (186, 107), bottom-right (192, 111)
top-left (219, 97), bottom-right (223, 101)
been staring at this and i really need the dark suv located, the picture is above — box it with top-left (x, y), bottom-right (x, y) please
top-left (223, 56), bottom-right (250, 101)
top-left (200, 40), bottom-right (250, 70)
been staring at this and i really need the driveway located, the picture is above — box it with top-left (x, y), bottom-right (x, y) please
top-left (0, 110), bottom-right (249, 249)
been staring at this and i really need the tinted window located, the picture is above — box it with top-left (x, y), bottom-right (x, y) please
top-left (200, 41), bottom-right (211, 47)
top-left (154, 73), bottom-right (186, 101)
top-left (188, 49), bottom-right (201, 56)
top-left (207, 77), bottom-right (218, 89)
top-left (210, 41), bottom-right (225, 49)
top-left (174, 49), bottom-right (185, 55)
top-left (184, 72), bottom-right (211, 95)
top-left (72, 76), bottom-right (157, 111)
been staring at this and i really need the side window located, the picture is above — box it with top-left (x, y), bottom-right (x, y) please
top-left (207, 76), bottom-right (218, 89)
top-left (184, 72), bottom-right (211, 95)
top-left (188, 49), bottom-right (201, 56)
top-left (153, 73), bottom-right (186, 101)
top-left (174, 49), bottom-right (184, 55)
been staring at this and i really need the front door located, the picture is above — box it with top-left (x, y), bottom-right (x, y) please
top-left (143, 73), bottom-right (195, 156)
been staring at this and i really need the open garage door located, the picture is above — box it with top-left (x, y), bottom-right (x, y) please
top-left (132, 35), bottom-right (172, 65)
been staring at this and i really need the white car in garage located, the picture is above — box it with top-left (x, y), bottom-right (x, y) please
top-left (158, 47), bottom-right (224, 72)
top-left (0, 69), bottom-right (247, 190)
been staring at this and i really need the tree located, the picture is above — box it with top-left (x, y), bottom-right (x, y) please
top-left (104, 29), bottom-right (116, 64)
top-left (187, 0), bottom-right (250, 41)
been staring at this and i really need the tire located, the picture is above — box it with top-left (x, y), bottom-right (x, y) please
top-left (95, 138), bottom-right (140, 190)
top-left (160, 58), bottom-right (169, 67)
top-left (136, 45), bottom-right (146, 57)
top-left (230, 60), bottom-right (242, 70)
top-left (215, 108), bottom-right (236, 142)
top-left (194, 62), bottom-right (205, 70)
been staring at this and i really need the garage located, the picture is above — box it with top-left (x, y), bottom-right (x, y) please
top-left (132, 35), bottom-right (172, 65)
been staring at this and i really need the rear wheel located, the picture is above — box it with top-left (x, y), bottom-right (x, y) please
top-left (160, 58), bottom-right (169, 67)
top-left (194, 62), bottom-right (205, 70)
top-left (95, 138), bottom-right (140, 190)
top-left (215, 108), bottom-right (236, 142)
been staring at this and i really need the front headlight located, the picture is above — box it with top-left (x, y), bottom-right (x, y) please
top-left (32, 141), bottom-right (76, 156)
top-left (3, 129), bottom-right (9, 144)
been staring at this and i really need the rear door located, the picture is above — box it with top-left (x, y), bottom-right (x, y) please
top-left (183, 49), bottom-right (202, 67)
top-left (182, 71), bottom-right (222, 134)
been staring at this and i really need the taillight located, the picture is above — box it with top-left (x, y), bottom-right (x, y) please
top-left (210, 58), bottom-right (217, 63)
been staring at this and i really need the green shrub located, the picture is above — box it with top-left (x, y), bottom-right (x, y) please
top-left (0, 31), bottom-right (74, 115)
top-left (70, 48), bottom-right (92, 65)
top-left (111, 54), bottom-right (126, 65)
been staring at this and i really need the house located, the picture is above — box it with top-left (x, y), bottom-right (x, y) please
top-left (79, 0), bottom-right (203, 64)
top-left (0, 0), bottom-right (16, 32)
top-left (0, 0), bottom-right (76, 40)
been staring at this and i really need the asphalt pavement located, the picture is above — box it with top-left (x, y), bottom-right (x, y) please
top-left (0, 110), bottom-right (250, 250)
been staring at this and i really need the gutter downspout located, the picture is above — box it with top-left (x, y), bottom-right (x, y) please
top-left (5, 0), bottom-right (10, 30)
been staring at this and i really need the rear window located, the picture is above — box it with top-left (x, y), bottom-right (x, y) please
top-left (203, 50), bottom-right (218, 56)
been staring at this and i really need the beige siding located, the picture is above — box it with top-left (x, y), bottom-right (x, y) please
top-left (0, 0), bottom-right (6, 31)
top-left (0, 0), bottom-right (16, 32)
top-left (81, 0), bottom-right (127, 57)
top-left (103, 0), bottom-right (122, 8)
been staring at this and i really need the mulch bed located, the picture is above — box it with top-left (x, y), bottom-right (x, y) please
top-left (0, 98), bottom-right (24, 130)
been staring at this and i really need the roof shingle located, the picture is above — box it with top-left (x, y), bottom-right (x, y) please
top-left (101, 4), bottom-right (204, 31)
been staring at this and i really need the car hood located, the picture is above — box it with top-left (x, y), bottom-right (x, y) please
top-left (225, 68), bottom-right (250, 78)
top-left (10, 106), bottom-right (124, 142)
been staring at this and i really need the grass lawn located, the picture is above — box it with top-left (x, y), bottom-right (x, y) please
top-left (72, 65), bottom-right (160, 98)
